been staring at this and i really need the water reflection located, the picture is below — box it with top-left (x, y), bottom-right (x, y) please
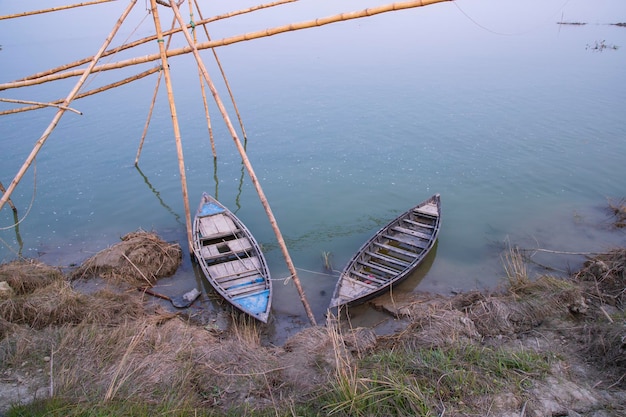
top-left (134, 165), bottom-right (183, 225)
top-left (0, 181), bottom-right (24, 257)
top-left (11, 211), bottom-right (23, 257)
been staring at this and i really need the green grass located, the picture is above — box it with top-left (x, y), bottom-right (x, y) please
top-left (323, 343), bottom-right (553, 416)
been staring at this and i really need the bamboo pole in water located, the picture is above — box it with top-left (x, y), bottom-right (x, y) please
top-left (194, 0), bottom-right (248, 142)
top-left (0, 0), bottom-right (451, 92)
top-left (149, 0), bottom-right (194, 254)
top-left (189, 0), bottom-right (216, 158)
top-left (135, 16), bottom-right (178, 166)
top-left (0, 0), bottom-right (138, 213)
top-left (0, 66), bottom-right (160, 116)
top-left (170, 0), bottom-right (318, 326)
top-left (135, 72), bottom-right (164, 165)
top-left (0, 0), bottom-right (116, 20)
top-left (0, 182), bottom-right (17, 213)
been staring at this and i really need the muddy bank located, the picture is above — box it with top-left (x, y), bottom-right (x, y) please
top-left (0, 231), bottom-right (625, 415)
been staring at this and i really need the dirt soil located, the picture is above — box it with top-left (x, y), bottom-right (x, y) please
top-left (1, 231), bottom-right (625, 416)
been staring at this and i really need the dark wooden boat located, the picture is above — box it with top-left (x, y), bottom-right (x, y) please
top-left (192, 193), bottom-right (272, 323)
top-left (329, 194), bottom-right (441, 309)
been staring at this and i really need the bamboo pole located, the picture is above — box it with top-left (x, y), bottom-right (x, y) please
top-left (0, 0), bottom-right (116, 20)
top-left (135, 72), bottom-right (163, 165)
top-left (149, 0), bottom-right (194, 254)
top-left (194, 0), bottom-right (247, 142)
top-left (13, 0), bottom-right (297, 83)
top-left (170, 0), bottom-right (317, 326)
top-left (0, 182), bottom-right (17, 213)
top-left (135, 16), bottom-right (178, 165)
top-left (0, 98), bottom-right (82, 115)
top-left (0, 0), bottom-right (137, 213)
top-left (0, 0), bottom-right (451, 92)
top-left (189, 0), bottom-right (216, 158)
top-left (0, 66), bottom-right (160, 116)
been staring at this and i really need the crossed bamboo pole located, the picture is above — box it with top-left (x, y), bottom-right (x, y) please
top-left (0, 0), bottom-right (138, 212)
top-left (1, 66), bottom-right (159, 116)
top-left (7, 0), bottom-right (296, 86)
top-left (0, 0), bottom-right (451, 92)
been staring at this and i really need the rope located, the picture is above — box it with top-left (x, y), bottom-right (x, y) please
top-left (453, 0), bottom-right (573, 36)
top-left (272, 266), bottom-right (341, 286)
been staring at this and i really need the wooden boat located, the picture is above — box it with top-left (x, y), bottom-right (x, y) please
top-left (329, 194), bottom-right (441, 309)
top-left (192, 193), bottom-right (272, 323)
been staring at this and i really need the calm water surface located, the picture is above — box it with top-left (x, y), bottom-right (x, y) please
top-left (1, 0), bottom-right (625, 337)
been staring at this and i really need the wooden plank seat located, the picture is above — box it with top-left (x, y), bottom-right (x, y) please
top-left (391, 226), bottom-right (432, 241)
top-left (341, 276), bottom-right (378, 291)
top-left (216, 272), bottom-right (262, 288)
top-left (357, 259), bottom-right (400, 276)
top-left (207, 257), bottom-right (262, 282)
top-left (402, 218), bottom-right (435, 229)
top-left (220, 274), bottom-right (264, 289)
top-left (373, 241), bottom-right (420, 259)
top-left (350, 269), bottom-right (388, 284)
top-left (227, 282), bottom-right (267, 297)
top-left (382, 233), bottom-right (429, 250)
top-left (200, 237), bottom-right (253, 260)
top-left (413, 204), bottom-right (439, 217)
top-left (198, 213), bottom-right (240, 240)
top-left (351, 269), bottom-right (386, 284)
top-left (365, 250), bottom-right (412, 268)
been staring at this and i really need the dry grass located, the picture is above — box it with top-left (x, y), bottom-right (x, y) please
top-left (0, 259), bottom-right (63, 295)
top-left (2, 239), bottom-right (626, 416)
top-left (608, 198), bottom-right (626, 228)
top-left (70, 230), bottom-right (182, 286)
top-left (576, 248), bottom-right (626, 306)
top-left (0, 281), bottom-right (145, 330)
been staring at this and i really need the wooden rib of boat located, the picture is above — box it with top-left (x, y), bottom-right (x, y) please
top-left (329, 194), bottom-right (441, 309)
top-left (192, 193), bottom-right (272, 323)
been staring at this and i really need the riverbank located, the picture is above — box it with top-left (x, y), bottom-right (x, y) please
top-left (1, 225), bottom-right (625, 415)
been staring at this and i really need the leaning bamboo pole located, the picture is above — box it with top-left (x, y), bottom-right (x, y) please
top-left (170, 0), bottom-right (317, 326)
top-left (135, 72), bottom-right (163, 165)
top-left (0, 66), bottom-right (160, 116)
top-left (149, 0), bottom-right (194, 254)
top-left (194, 0), bottom-right (248, 142)
top-left (0, 182), bottom-right (16, 213)
top-left (189, 0), bottom-right (216, 158)
top-left (0, 0), bottom-right (451, 92)
top-left (0, 0), bottom-right (137, 213)
top-left (13, 0), bottom-right (297, 83)
top-left (0, 0), bottom-right (116, 20)
top-left (135, 16), bottom-right (178, 165)
top-left (0, 98), bottom-right (82, 115)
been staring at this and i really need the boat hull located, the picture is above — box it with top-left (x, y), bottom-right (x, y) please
top-left (330, 194), bottom-right (441, 309)
top-left (192, 193), bottom-right (272, 323)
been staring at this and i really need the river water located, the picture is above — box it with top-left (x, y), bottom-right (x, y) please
top-left (1, 0), bottom-right (625, 337)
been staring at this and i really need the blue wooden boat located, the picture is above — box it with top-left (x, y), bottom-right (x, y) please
top-left (330, 194), bottom-right (441, 309)
top-left (192, 193), bottom-right (272, 323)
